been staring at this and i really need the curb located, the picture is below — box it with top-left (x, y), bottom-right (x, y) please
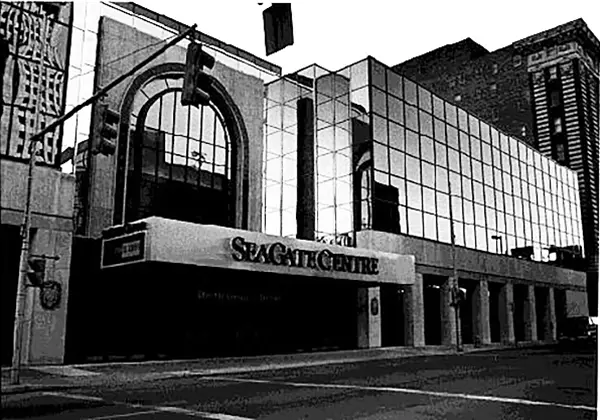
top-left (1, 343), bottom-right (561, 395)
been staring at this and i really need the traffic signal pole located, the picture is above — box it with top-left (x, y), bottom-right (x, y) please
top-left (10, 23), bottom-right (197, 385)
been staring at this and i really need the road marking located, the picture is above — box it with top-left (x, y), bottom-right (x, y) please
top-left (42, 391), bottom-right (255, 419)
top-left (83, 410), bottom-right (161, 420)
top-left (205, 376), bottom-right (597, 412)
top-left (43, 391), bottom-right (105, 402)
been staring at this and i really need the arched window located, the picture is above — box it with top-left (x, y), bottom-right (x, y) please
top-left (125, 75), bottom-right (233, 226)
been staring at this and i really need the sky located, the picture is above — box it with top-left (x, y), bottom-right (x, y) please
top-left (132, 0), bottom-right (600, 75)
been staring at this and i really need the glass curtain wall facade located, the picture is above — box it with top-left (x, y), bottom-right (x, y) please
top-left (264, 57), bottom-right (585, 262)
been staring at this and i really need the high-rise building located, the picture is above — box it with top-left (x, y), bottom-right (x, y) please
top-left (393, 18), bottom-right (599, 315)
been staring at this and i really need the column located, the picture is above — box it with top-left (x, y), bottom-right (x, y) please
top-left (404, 273), bottom-right (425, 347)
top-left (543, 287), bottom-right (557, 342)
top-left (441, 277), bottom-right (458, 346)
top-left (523, 285), bottom-right (538, 342)
top-left (472, 280), bottom-right (491, 346)
top-left (357, 287), bottom-right (381, 349)
top-left (296, 97), bottom-right (315, 240)
top-left (498, 282), bottom-right (515, 344)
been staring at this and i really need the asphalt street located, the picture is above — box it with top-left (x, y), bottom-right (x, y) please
top-left (1, 348), bottom-right (597, 420)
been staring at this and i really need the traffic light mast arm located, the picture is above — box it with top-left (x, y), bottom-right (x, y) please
top-left (31, 24), bottom-right (198, 143)
top-left (11, 23), bottom-right (198, 386)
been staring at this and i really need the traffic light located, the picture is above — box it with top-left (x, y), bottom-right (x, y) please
top-left (181, 43), bottom-right (215, 107)
top-left (26, 258), bottom-right (46, 287)
top-left (92, 103), bottom-right (119, 156)
top-left (263, 3), bottom-right (294, 56)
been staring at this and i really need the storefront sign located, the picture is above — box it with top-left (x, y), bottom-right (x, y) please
top-left (101, 231), bottom-right (146, 268)
top-left (230, 236), bottom-right (379, 275)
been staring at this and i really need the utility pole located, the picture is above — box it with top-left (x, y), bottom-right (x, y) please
top-left (10, 23), bottom-right (197, 385)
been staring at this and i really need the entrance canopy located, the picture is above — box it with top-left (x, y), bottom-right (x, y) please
top-left (100, 217), bottom-right (415, 285)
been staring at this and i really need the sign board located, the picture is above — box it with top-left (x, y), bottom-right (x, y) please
top-left (101, 231), bottom-right (146, 269)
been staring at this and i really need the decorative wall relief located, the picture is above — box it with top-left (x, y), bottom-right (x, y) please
top-left (0, 2), bottom-right (72, 165)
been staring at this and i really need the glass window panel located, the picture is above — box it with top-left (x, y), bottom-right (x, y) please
top-left (497, 210), bottom-right (506, 233)
top-left (423, 187), bottom-right (436, 213)
top-left (282, 183), bottom-right (296, 209)
top-left (418, 87), bottom-right (432, 112)
top-left (484, 185), bottom-right (495, 207)
top-left (422, 162), bottom-right (435, 187)
top-left (433, 95), bottom-right (445, 120)
top-left (436, 167), bottom-right (449, 193)
top-left (350, 60), bottom-right (369, 90)
top-left (447, 126), bottom-right (459, 149)
top-left (437, 192), bottom-right (450, 218)
top-left (462, 177), bottom-right (473, 200)
top-left (405, 104), bottom-right (418, 132)
top-left (434, 118), bottom-right (446, 143)
top-left (406, 155), bottom-right (421, 183)
top-left (371, 59), bottom-right (386, 90)
top-left (317, 153), bottom-right (335, 179)
top-left (265, 211), bottom-right (281, 235)
top-left (483, 164), bottom-right (493, 186)
top-left (373, 141), bottom-right (389, 173)
top-left (435, 143), bottom-right (447, 167)
top-left (503, 172), bottom-right (512, 193)
top-left (473, 181), bottom-right (484, 204)
top-left (374, 169), bottom-right (389, 185)
top-left (505, 194), bottom-right (513, 214)
top-left (460, 154), bottom-right (472, 177)
top-left (407, 182), bottom-right (422, 210)
top-left (459, 131), bottom-right (470, 154)
top-left (424, 213), bottom-right (437, 240)
top-left (318, 180), bottom-right (335, 206)
top-left (421, 135), bottom-right (435, 163)
top-left (406, 129), bottom-right (420, 157)
top-left (464, 200), bottom-right (474, 224)
top-left (336, 178), bottom-right (352, 205)
top-left (458, 109), bottom-right (469, 132)
top-left (465, 224), bottom-right (476, 248)
top-left (475, 227), bottom-right (487, 251)
top-left (419, 110), bottom-right (433, 137)
top-left (451, 195), bottom-right (463, 222)
top-left (486, 206), bottom-right (496, 231)
top-left (390, 148), bottom-right (405, 177)
top-left (388, 95), bottom-right (404, 124)
top-left (482, 143), bottom-right (492, 164)
top-left (372, 87), bottom-right (387, 116)
top-left (351, 87), bottom-right (370, 114)
top-left (387, 69), bottom-right (402, 98)
top-left (404, 79), bottom-right (417, 105)
top-left (475, 203), bottom-right (485, 226)
top-left (317, 206), bottom-right (336, 234)
top-left (438, 217), bottom-right (452, 243)
top-left (266, 157), bottom-right (282, 181)
top-left (398, 205), bottom-right (408, 233)
top-left (265, 184), bottom-right (281, 210)
top-left (470, 136), bottom-right (482, 160)
top-left (448, 149), bottom-right (459, 172)
top-left (373, 114), bottom-right (388, 144)
top-left (480, 122), bottom-right (490, 143)
top-left (389, 122), bottom-right (404, 150)
top-left (445, 102), bottom-right (457, 126)
top-left (469, 115), bottom-right (480, 138)
top-left (335, 151), bottom-right (352, 177)
top-left (408, 209), bottom-right (423, 237)
top-left (472, 161), bottom-right (483, 182)
top-left (391, 176), bottom-right (406, 206)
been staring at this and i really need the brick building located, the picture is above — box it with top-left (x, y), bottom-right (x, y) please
top-left (393, 19), bottom-right (599, 315)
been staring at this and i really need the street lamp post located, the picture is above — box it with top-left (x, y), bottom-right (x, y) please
top-left (491, 235), bottom-right (504, 255)
top-left (448, 187), bottom-right (462, 353)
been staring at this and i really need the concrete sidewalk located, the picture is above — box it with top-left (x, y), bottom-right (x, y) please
top-left (1, 342), bottom-right (554, 395)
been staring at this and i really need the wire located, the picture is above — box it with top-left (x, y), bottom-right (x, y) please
top-left (69, 32), bottom-right (180, 80)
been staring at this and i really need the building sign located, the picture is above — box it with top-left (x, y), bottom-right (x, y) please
top-left (101, 231), bottom-right (146, 269)
top-left (230, 236), bottom-right (379, 275)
